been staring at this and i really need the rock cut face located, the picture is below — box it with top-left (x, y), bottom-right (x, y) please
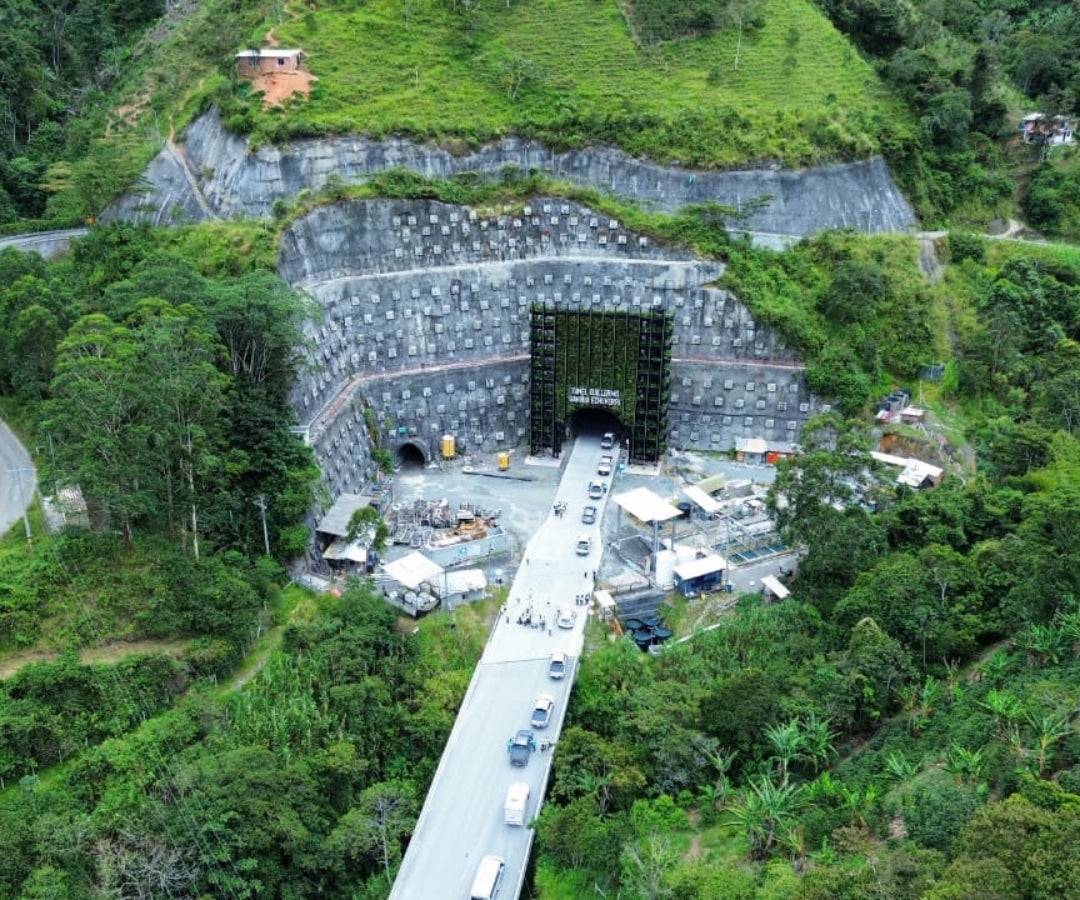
top-left (277, 198), bottom-right (826, 499)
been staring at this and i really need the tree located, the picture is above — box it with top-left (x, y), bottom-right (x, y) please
top-left (728, 775), bottom-right (803, 861)
top-left (43, 314), bottom-right (154, 546)
top-left (330, 780), bottom-right (417, 885)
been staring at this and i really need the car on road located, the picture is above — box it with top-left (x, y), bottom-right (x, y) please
top-left (557, 607), bottom-right (577, 629)
top-left (531, 693), bottom-right (555, 729)
top-left (548, 650), bottom-right (567, 680)
top-left (601, 432), bottom-right (616, 450)
top-left (581, 505), bottom-right (597, 525)
top-left (587, 480), bottom-right (605, 500)
top-left (597, 455), bottom-right (613, 476)
top-left (575, 533), bottom-right (592, 555)
top-left (507, 729), bottom-right (536, 767)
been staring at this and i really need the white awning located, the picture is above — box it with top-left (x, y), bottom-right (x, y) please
top-left (322, 538), bottom-right (369, 563)
top-left (736, 437), bottom-right (768, 455)
top-left (594, 589), bottom-right (616, 610)
top-left (381, 551), bottom-right (444, 590)
top-left (613, 487), bottom-right (683, 523)
top-left (761, 575), bottom-right (791, 599)
top-left (437, 569), bottom-right (487, 597)
top-left (683, 484), bottom-right (722, 514)
top-left (674, 555), bottom-right (727, 580)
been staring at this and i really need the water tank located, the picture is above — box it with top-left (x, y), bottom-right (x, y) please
top-left (441, 434), bottom-right (456, 459)
top-left (655, 549), bottom-right (677, 589)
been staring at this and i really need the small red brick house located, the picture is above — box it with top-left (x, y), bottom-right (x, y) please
top-left (235, 48), bottom-right (305, 79)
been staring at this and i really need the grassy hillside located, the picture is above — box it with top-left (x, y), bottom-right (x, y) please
top-left (155, 0), bottom-right (909, 167)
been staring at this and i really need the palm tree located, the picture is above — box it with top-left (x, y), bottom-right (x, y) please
top-left (980, 688), bottom-right (1025, 740)
top-left (764, 719), bottom-right (805, 780)
top-left (1028, 713), bottom-right (1071, 779)
top-left (944, 743), bottom-right (985, 786)
top-left (1015, 622), bottom-right (1066, 668)
top-left (798, 713), bottom-right (838, 773)
top-left (900, 676), bottom-right (942, 738)
top-left (977, 649), bottom-right (1012, 688)
top-left (728, 775), bottom-right (803, 861)
top-left (883, 751), bottom-right (921, 785)
top-left (700, 744), bottom-right (738, 810)
top-left (572, 769), bottom-right (614, 816)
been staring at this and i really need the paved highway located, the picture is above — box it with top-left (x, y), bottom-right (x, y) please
top-left (391, 435), bottom-right (611, 900)
top-left (0, 417), bottom-right (36, 539)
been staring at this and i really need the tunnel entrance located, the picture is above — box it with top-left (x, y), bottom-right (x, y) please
top-left (396, 442), bottom-right (426, 469)
top-left (567, 408), bottom-right (624, 443)
top-left (529, 305), bottom-right (672, 464)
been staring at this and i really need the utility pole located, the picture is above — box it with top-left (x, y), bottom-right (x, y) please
top-left (254, 494), bottom-right (270, 556)
top-left (9, 466), bottom-right (33, 543)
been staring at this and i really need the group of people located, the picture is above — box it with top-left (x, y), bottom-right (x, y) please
top-left (553, 501), bottom-right (568, 517)
top-left (515, 607), bottom-right (547, 630)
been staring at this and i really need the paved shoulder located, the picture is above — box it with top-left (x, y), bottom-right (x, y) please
top-left (0, 417), bottom-right (36, 537)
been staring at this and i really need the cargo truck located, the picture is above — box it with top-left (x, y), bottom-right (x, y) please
top-left (504, 781), bottom-right (530, 826)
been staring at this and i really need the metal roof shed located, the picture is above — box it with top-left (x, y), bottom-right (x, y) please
top-left (613, 487), bottom-right (682, 523)
top-left (674, 555), bottom-right (728, 581)
top-left (683, 484), bottom-right (722, 515)
top-left (317, 494), bottom-right (373, 538)
top-left (761, 575), bottom-right (791, 600)
top-left (612, 488), bottom-right (683, 581)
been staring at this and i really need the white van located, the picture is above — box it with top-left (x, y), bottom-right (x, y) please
top-left (470, 854), bottom-right (505, 899)
top-left (504, 781), bottom-right (530, 826)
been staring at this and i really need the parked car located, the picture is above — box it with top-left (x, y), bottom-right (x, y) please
top-left (548, 651), bottom-right (567, 680)
top-left (600, 432), bottom-right (616, 450)
top-left (587, 480), bottom-right (605, 500)
top-left (531, 693), bottom-right (555, 729)
top-left (557, 607), bottom-right (577, 629)
top-left (575, 533), bottom-right (592, 555)
top-left (581, 505), bottom-right (597, 525)
top-left (507, 729), bottom-right (537, 767)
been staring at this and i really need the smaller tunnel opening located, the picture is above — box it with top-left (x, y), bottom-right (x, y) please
top-left (396, 442), bottom-right (426, 470)
top-left (568, 408), bottom-right (624, 443)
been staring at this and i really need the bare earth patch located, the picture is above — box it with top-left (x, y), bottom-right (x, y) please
top-left (250, 70), bottom-right (317, 109)
top-left (0, 638), bottom-right (190, 679)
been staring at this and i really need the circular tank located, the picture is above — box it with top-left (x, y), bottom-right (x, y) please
top-left (655, 549), bottom-right (677, 589)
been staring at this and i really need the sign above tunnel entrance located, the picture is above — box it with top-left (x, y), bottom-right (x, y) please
top-left (569, 387), bottom-right (622, 408)
top-left (529, 305), bottom-right (671, 464)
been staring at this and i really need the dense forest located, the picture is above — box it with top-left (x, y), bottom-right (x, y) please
top-left (0, 0), bottom-right (1079, 898)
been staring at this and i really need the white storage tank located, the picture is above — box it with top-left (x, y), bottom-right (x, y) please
top-left (655, 549), bottom-right (677, 589)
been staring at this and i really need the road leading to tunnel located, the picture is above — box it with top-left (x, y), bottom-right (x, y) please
top-left (390, 435), bottom-right (612, 900)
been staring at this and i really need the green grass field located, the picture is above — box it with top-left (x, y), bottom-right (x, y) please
top-left (228, 0), bottom-right (909, 166)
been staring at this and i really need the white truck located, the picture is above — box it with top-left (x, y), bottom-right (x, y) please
top-left (504, 781), bottom-right (530, 826)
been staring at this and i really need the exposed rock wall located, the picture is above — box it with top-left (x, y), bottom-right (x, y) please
top-left (281, 198), bottom-right (825, 492)
top-left (107, 107), bottom-right (917, 240)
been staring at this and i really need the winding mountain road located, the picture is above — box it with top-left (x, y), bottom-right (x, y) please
top-left (0, 417), bottom-right (36, 539)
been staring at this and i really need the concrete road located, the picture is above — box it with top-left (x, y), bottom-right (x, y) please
top-left (0, 417), bottom-right (35, 539)
top-left (391, 436), bottom-right (612, 900)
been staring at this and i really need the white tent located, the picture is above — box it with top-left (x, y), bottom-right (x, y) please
top-left (381, 551), bottom-right (444, 590)
top-left (438, 569), bottom-right (487, 598)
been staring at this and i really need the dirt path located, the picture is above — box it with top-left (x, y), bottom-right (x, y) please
top-left (0, 639), bottom-right (191, 679)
